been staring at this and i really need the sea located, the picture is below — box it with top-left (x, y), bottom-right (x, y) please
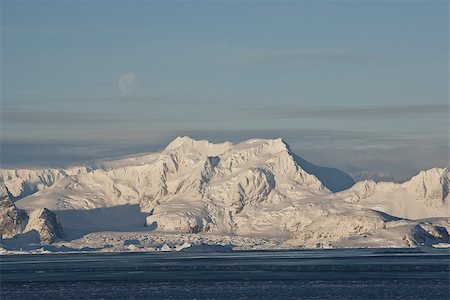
top-left (1, 248), bottom-right (449, 299)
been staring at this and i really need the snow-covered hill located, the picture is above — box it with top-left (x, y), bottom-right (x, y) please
top-left (0, 137), bottom-right (448, 251)
top-left (336, 168), bottom-right (449, 219)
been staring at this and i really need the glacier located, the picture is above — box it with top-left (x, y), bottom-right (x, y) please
top-left (0, 136), bottom-right (448, 253)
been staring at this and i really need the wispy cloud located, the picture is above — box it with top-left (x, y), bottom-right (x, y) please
top-left (1, 94), bottom-right (180, 106)
top-left (1, 110), bottom-right (126, 126)
top-left (230, 48), bottom-right (374, 65)
top-left (244, 103), bottom-right (449, 119)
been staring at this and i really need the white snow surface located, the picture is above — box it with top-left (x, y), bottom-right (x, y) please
top-left (0, 136), bottom-right (449, 252)
top-left (336, 168), bottom-right (449, 219)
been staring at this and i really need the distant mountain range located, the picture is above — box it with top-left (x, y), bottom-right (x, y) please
top-left (1, 137), bottom-right (448, 252)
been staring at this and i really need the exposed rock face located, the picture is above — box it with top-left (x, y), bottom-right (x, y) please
top-left (1, 181), bottom-right (64, 244)
top-left (0, 183), bottom-right (27, 238)
top-left (414, 223), bottom-right (450, 246)
top-left (146, 212), bottom-right (209, 234)
top-left (25, 208), bottom-right (65, 244)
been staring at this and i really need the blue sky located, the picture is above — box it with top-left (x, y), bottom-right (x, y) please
top-left (1, 0), bottom-right (448, 181)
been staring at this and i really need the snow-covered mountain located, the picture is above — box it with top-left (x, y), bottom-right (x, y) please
top-left (336, 168), bottom-right (449, 219)
top-left (0, 137), bottom-right (448, 251)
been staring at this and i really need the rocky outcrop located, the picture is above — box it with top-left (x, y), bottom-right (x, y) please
top-left (1, 182), bottom-right (64, 244)
top-left (24, 208), bottom-right (65, 244)
top-left (0, 182), bottom-right (27, 238)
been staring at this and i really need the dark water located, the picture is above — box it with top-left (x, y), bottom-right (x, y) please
top-left (1, 249), bottom-right (449, 299)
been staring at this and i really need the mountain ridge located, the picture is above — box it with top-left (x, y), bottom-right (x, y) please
top-left (0, 137), bottom-right (448, 251)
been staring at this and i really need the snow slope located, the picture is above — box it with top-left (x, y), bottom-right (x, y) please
top-left (336, 168), bottom-right (449, 219)
top-left (0, 137), bottom-right (448, 250)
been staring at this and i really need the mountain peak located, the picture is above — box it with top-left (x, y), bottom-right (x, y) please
top-left (164, 136), bottom-right (234, 157)
top-left (228, 138), bottom-right (290, 156)
top-left (165, 136), bottom-right (196, 149)
top-left (405, 167), bottom-right (449, 204)
top-left (415, 167), bottom-right (448, 179)
top-left (166, 136), bottom-right (289, 151)
top-left (254, 137), bottom-right (289, 150)
top-left (407, 167), bottom-right (449, 188)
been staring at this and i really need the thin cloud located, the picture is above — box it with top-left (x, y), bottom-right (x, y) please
top-left (1, 111), bottom-right (127, 126)
top-left (231, 48), bottom-right (373, 65)
top-left (2, 94), bottom-right (179, 105)
top-left (246, 103), bottom-right (449, 119)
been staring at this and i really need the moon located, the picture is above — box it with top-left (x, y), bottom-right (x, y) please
top-left (118, 72), bottom-right (137, 95)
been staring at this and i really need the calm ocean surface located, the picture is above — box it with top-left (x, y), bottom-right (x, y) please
top-left (1, 248), bottom-right (449, 299)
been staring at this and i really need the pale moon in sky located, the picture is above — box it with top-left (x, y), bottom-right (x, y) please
top-left (118, 72), bottom-right (137, 95)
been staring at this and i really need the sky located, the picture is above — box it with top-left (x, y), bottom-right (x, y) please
top-left (1, 0), bottom-right (448, 181)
